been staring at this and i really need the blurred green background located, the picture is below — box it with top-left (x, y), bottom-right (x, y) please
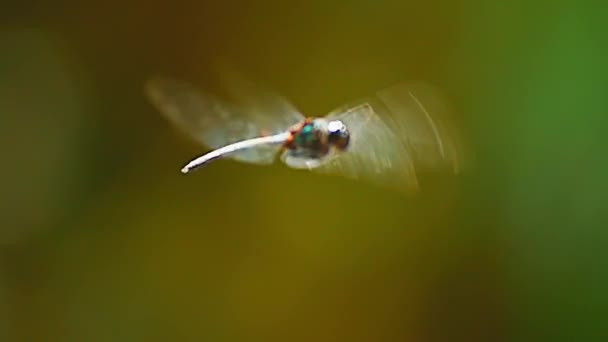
top-left (1, 1), bottom-right (606, 341)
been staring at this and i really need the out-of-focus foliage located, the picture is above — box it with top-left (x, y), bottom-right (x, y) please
top-left (454, 2), bottom-right (608, 340)
top-left (0, 0), bottom-right (606, 341)
top-left (0, 30), bottom-right (90, 245)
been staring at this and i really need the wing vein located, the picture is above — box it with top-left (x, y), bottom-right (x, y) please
top-left (408, 90), bottom-right (445, 160)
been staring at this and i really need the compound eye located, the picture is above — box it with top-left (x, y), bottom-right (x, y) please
top-left (327, 120), bottom-right (344, 134)
top-left (328, 120), bottom-right (350, 150)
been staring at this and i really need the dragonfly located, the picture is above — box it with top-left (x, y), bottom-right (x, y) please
top-left (144, 70), bottom-right (463, 193)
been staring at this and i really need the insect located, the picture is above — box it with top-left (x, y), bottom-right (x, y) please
top-left (145, 70), bottom-right (463, 193)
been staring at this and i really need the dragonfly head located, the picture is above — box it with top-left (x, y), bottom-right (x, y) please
top-left (327, 120), bottom-right (350, 151)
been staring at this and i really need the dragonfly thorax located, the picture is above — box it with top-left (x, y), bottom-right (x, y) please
top-left (282, 118), bottom-right (350, 168)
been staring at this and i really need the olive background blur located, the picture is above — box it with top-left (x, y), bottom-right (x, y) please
top-left (1, 1), bottom-right (606, 341)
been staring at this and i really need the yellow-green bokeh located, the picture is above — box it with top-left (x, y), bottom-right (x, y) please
top-left (1, 1), bottom-right (606, 341)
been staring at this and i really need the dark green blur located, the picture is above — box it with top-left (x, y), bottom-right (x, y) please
top-left (1, 1), bottom-right (606, 341)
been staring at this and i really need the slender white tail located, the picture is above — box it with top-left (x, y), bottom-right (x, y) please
top-left (181, 132), bottom-right (291, 173)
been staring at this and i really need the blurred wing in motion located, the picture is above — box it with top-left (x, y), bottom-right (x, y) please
top-left (145, 72), bottom-right (305, 164)
top-left (314, 82), bottom-right (464, 192)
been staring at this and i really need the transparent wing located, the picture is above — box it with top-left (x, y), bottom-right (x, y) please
top-left (145, 72), bottom-right (304, 164)
top-left (313, 82), bottom-right (464, 192)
